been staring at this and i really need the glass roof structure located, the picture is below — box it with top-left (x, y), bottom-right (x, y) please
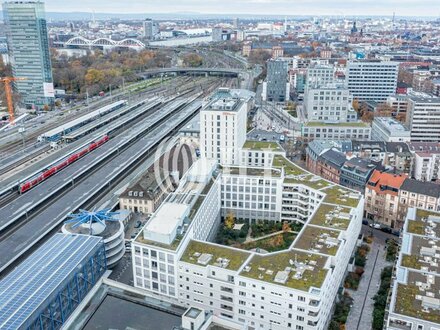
top-left (0, 233), bottom-right (103, 330)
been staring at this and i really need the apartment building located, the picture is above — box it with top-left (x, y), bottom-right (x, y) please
top-left (200, 88), bottom-right (248, 165)
top-left (386, 208), bottom-right (440, 330)
top-left (306, 65), bottom-right (335, 88)
top-left (399, 180), bottom-right (440, 216)
top-left (119, 169), bottom-right (173, 214)
top-left (346, 60), bottom-right (399, 102)
top-left (409, 142), bottom-right (440, 182)
top-left (132, 151), bottom-right (364, 330)
top-left (386, 94), bottom-right (409, 120)
top-left (365, 170), bottom-right (407, 228)
top-left (239, 141), bottom-right (286, 168)
top-left (304, 85), bottom-right (357, 122)
top-left (406, 94), bottom-right (440, 142)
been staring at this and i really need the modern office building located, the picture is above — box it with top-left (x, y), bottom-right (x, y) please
top-left (371, 117), bottom-right (411, 142)
top-left (2, 1), bottom-right (54, 106)
top-left (0, 233), bottom-right (106, 330)
top-left (406, 94), bottom-right (440, 142)
top-left (265, 59), bottom-right (289, 102)
top-left (200, 88), bottom-right (249, 165)
top-left (143, 18), bottom-right (158, 40)
top-left (385, 208), bottom-right (440, 330)
top-left (304, 85), bottom-right (357, 122)
top-left (132, 148), bottom-right (364, 330)
top-left (301, 122), bottom-right (371, 141)
top-left (346, 60), bottom-right (398, 102)
top-left (306, 65), bottom-right (335, 89)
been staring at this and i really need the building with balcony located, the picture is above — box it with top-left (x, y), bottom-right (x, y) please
top-left (131, 149), bottom-right (364, 330)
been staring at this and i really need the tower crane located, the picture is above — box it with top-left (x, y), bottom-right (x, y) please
top-left (0, 76), bottom-right (27, 125)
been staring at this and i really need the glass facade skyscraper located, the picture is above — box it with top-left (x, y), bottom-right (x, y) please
top-left (2, 1), bottom-right (54, 107)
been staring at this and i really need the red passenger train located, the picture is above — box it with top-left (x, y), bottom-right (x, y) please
top-left (19, 135), bottom-right (109, 194)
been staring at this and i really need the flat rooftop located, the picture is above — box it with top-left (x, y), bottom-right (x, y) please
top-left (0, 234), bottom-right (103, 330)
top-left (309, 204), bottom-right (353, 231)
top-left (294, 225), bottom-right (341, 256)
top-left (322, 185), bottom-right (361, 208)
top-left (373, 117), bottom-right (409, 133)
top-left (181, 240), bottom-right (251, 271)
top-left (144, 202), bottom-right (188, 236)
top-left (304, 121), bottom-right (370, 128)
top-left (240, 248), bottom-right (328, 292)
top-left (242, 140), bottom-right (283, 151)
top-left (222, 166), bottom-right (282, 177)
top-left (406, 209), bottom-right (440, 238)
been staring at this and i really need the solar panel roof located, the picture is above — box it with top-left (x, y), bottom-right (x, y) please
top-left (0, 233), bottom-right (103, 330)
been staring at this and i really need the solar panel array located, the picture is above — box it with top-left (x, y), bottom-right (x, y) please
top-left (0, 233), bottom-right (103, 330)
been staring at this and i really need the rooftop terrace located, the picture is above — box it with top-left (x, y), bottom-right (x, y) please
top-left (401, 235), bottom-right (440, 274)
top-left (240, 249), bottom-right (328, 292)
top-left (272, 155), bottom-right (307, 176)
top-left (181, 240), bottom-right (251, 271)
top-left (294, 225), bottom-right (341, 256)
top-left (222, 166), bottom-right (282, 177)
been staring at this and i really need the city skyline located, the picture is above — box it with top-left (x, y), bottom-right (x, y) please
top-left (32, 0), bottom-right (440, 18)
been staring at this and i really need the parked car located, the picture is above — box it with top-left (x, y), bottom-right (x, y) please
top-left (380, 227), bottom-right (392, 234)
top-left (392, 230), bottom-right (401, 237)
top-left (362, 220), bottom-right (369, 225)
top-left (369, 223), bottom-right (381, 229)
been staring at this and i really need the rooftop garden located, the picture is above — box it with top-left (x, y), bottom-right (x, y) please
top-left (181, 240), bottom-right (250, 271)
top-left (322, 186), bottom-right (360, 208)
top-left (272, 155), bottom-right (307, 176)
top-left (216, 218), bottom-right (300, 253)
top-left (294, 225), bottom-right (340, 256)
top-left (394, 283), bottom-right (440, 324)
top-left (310, 204), bottom-right (352, 230)
top-left (240, 249), bottom-right (328, 291)
top-left (304, 121), bottom-right (369, 127)
top-left (243, 140), bottom-right (283, 151)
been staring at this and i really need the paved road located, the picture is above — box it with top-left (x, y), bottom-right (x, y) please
top-left (345, 240), bottom-right (392, 330)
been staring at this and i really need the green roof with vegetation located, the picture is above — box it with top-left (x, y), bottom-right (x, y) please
top-left (181, 240), bottom-right (251, 271)
top-left (322, 186), bottom-right (361, 208)
top-left (294, 225), bottom-right (341, 256)
top-left (284, 174), bottom-right (331, 190)
top-left (304, 121), bottom-right (369, 127)
top-left (272, 155), bottom-right (307, 176)
top-left (240, 249), bottom-right (328, 291)
top-left (401, 255), bottom-right (423, 270)
top-left (243, 141), bottom-right (283, 151)
top-left (310, 204), bottom-right (352, 230)
top-left (394, 283), bottom-right (440, 324)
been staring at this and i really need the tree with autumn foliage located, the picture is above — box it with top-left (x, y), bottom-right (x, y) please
top-left (375, 103), bottom-right (394, 117)
top-left (282, 221), bottom-right (290, 232)
top-left (224, 212), bottom-right (235, 229)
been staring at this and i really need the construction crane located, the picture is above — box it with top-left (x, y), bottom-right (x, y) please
top-left (0, 76), bottom-right (27, 125)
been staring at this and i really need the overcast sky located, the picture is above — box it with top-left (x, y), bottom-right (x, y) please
top-left (42, 0), bottom-right (438, 17)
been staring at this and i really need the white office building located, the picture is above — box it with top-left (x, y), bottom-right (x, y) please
top-left (346, 60), bottom-right (398, 102)
top-left (302, 122), bottom-right (371, 141)
top-left (406, 94), bottom-right (440, 142)
top-left (386, 208), bottom-right (440, 330)
top-left (371, 117), bottom-right (411, 142)
top-left (304, 85), bottom-right (357, 122)
top-left (200, 88), bottom-right (249, 165)
top-left (132, 150), bottom-right (364, 330)
top-left (306, 65), bottom-right (335, 89)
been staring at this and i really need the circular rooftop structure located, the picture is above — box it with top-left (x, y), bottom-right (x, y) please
top-left (62, 209), bottom-right (125, 268)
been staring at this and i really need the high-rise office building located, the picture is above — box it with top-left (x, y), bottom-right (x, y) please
top-left (265, 59), bottom-right (289, 102)
top-left (200, 88), bottom-right (248, 166)
top-left (3, 1), bottom-right (54, 106)
top-left (346, 60), bottom-right (398, 102)
top-left (406, 93), bottom-right (440, 142)
top-left (143, 18), bottom-right (158, 40)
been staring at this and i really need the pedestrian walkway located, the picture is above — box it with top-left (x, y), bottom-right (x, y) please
top-left (345, 242), bottom-right (392, 330)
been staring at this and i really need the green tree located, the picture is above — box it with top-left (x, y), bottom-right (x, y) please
top-left (225, 213), bottom-right (235, 229)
